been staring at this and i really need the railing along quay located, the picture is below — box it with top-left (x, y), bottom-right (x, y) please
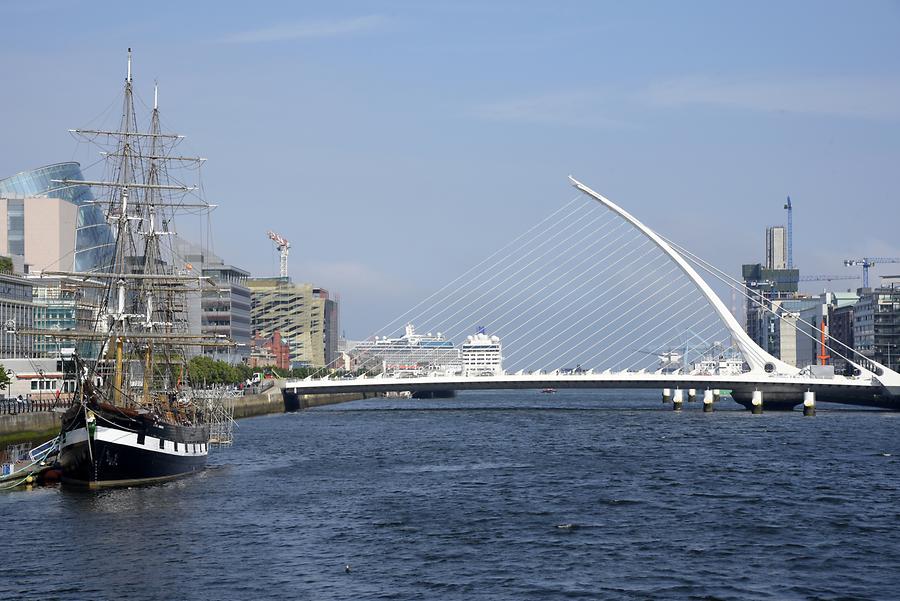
top-left (0, 398), bottom-right (77, 416)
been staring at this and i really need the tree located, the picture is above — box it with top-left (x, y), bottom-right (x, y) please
top-left (0, 364), bottom-right (9, 391)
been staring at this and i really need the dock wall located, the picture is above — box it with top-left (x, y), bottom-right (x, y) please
top-left (0, 412), bottom-right (62, 445)
top-left (1, 386), bottom-right (367, 444)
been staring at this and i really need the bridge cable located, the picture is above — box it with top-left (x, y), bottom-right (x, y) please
top-left (660, 235), bottom-right (869, 371)
top-left (433, 217), bottom-right (630, 346)
top-left (371, 196), bottom-right (585, 339)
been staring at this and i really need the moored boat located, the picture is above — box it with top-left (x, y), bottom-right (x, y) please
top-left (26, 49), bottom-right (234, 488)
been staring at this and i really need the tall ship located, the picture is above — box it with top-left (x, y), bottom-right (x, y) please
top-left (25, 50), bottom-right (233, 487)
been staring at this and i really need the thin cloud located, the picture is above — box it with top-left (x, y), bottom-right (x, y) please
top-left (643, 76), bottom-right (900, 120)
top-left (221, 15), bottom-right (386, 44)
top-left (473, 90), bottom-right (632, 129)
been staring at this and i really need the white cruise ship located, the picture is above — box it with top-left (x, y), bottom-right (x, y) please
top-left (352, 323), bottom-right (461, 375)
top-left (461, 329), bottom-right (503, 377)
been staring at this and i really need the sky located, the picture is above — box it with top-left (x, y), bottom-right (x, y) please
top-left (0, 0), bottom-right (898, 339)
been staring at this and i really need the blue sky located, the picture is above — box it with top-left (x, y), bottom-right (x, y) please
top-left (1, 1), bottom-right (898, 338)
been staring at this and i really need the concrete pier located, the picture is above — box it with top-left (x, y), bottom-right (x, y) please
top-left (662, 388), bottom-right (672, 404)
top-left (751, 390), bottom-right (763, 415)
top-left (803, 390), bottom-right (816, 417)
top-left (702, 389), bottom-right (714, 412)
top-left (673, 388), bottom-right (684, 411)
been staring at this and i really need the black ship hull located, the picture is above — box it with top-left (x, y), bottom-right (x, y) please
top-left (59, 405), bottom-right (209, 488)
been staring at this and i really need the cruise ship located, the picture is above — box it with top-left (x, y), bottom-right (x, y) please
top-left (352, 323), bottom-right (461, 376)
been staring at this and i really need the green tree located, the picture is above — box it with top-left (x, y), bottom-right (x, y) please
top-left (0, 364), bottom-right (9, 391)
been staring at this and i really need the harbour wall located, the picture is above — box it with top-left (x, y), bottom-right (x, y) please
top-left (1, 387), bottom-right (368, 444)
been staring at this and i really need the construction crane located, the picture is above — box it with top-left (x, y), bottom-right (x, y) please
top-left (267, 230), bottom-right (291, 278)
top-left (842, 257), bottom-right (900, 288)
top-left (783, 196), bottom-right (793, 269)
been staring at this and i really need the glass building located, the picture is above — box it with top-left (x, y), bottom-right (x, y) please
top-left (0, 162), bottom-right (115, 272)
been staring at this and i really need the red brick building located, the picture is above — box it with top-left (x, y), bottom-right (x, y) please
top-left (249, 330), bottom-right (291, 371)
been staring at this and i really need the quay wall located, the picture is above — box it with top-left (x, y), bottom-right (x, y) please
top-left (298, 392), bottom-right (369, 409)
top-left (0, 412), bottom-right (61, 445)
top-left (0, 386), bottom-right (367, 444)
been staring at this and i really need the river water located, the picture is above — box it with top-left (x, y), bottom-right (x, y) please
top-left (2, 390), bottom-right (899, 600)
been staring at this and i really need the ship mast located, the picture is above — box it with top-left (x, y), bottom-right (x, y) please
top-left (32, 48), bottom-right (230, 411)
top-left (22, 48), bottom-right (234, 409)
top-left (110, 47), bottom-right (140, 406)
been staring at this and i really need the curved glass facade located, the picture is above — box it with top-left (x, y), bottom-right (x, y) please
top-left (0, 162), bottom-right (115, 272)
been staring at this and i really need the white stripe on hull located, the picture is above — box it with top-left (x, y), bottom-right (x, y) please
top-left (61, 425), bottom-right (209, 457)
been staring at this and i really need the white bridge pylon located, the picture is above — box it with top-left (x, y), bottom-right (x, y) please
top-left (288, 177), bottom-right (900, 405)
top-left (568, 176), bottom-right (795, 376)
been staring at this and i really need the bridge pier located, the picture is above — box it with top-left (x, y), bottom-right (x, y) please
top-left (672, 388), bottom-right (683, 411)
top-left (751, 390), bottom-right (764, 415)
top-left (731, 389), bottom-right (804, 411)
top-left (713, 389), bottom-right (721, 403)
top-left (662, 388), bottom-right (672, 404)
top-left (803, 390), bottom-right (816, 416)
top-left (702, 389), bottom-right (714, 412)
top-left (688, 388), bottom-right (697, 402)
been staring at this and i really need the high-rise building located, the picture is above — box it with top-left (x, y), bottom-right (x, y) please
top-left (0, 162), bottom-right (115, 273)
top-left (854, 278), bottom-right (900, 373)
top-left (247, 277), bottom-right (338, 368)
top-left (742, 263), bottom-right (800, 356)
top-left (765, 225), bottom-right (787, 270)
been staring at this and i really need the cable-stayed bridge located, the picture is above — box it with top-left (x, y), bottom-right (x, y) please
top-left (285, 177), bottom-right (900, 412)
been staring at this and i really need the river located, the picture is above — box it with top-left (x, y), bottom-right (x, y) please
top-left (2, 390), bottom-right (899, 600)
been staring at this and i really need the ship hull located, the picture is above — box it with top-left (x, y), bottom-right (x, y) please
top-left (59, 407), bottom-right (209, 488)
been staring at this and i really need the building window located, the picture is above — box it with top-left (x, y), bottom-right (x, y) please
top-left (7, 199), bottom-right (24, 256)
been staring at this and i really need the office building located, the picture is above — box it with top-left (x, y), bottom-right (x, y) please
top-left (175, 237), bottom-right (252, 363)
top-left (825, 291), bottom-right (860, 374)
top-left (742, 263), bottom-right (800, 356)
top-left (30, 276), bottom-right (101, 358)
top-left (0, 162), bottom-right (115, 273)
top-left (247, 277), bottom-right (338, 368)
top-left (0, 270), bottom-right (35, 358)
top-left (854, 277), bottom-right (900, 373)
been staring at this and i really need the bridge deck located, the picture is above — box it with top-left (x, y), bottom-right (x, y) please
top-left (284, 372), bottom-right (897, 409)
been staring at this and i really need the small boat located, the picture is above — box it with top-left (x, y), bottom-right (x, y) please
top-left (0, 437), bottom-right (59, 488)
top-left (541, 388), bottom-right (558, 394)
